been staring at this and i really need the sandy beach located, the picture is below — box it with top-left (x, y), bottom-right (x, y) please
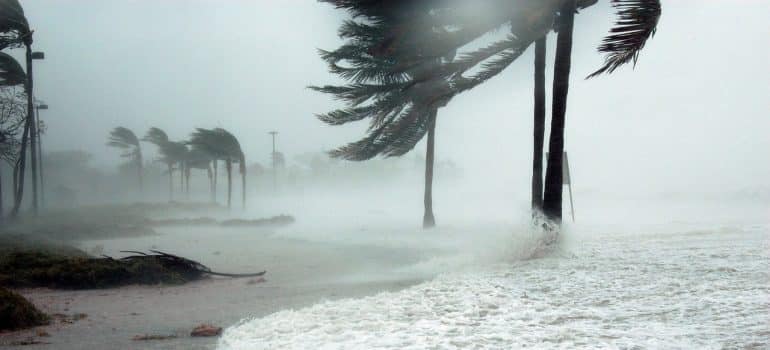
top-left (0, 225), bottom-right (430, 349)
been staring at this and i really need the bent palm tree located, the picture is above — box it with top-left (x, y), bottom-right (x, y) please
top-left (0, 52), bottom-right (27, 218)
top-left (319, 0), bottom-right (662, 227)
top-left (107, 127), bottom-right (143, 190)
top-left (143, 127), bottom-right (187, 200)
top-left (188, 128), bottom-right (246, 209)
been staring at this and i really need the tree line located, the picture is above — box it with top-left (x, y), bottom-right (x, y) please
top-left (107, 127), bottom-right (246, 210)
top-left (0, 0), bottom-right (45, 220)
top-left (313, 0), bottom-right (662, 230)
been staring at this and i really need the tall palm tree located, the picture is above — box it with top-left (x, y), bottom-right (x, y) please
top-left (188, 128), bottom-right (246, 209)
top-left (0, 86), bottom-right (24, 219)
top-left (541, 1), bottom-right (575, 223)
top-left (319, 0), bottom-right (662, 227)
top-left (542, 0), bottom-right (662, 223)
top-left (1, 0), bottom-right (40, 215)
top-left (0, 52), bottom-right (27, 218)
top-left (312, 3), bottom-right (456, 228)
top-left (107, 127), bottom-right (143, 190)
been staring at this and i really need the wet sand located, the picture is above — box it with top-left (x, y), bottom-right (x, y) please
top-left (0, 227), bottom-right (428, 349)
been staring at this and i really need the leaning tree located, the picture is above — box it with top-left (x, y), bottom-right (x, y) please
top-left (143, 127), bottom-right (187, 201)
top-left (107, 127), bottom-right (143, 190)
top-left (0, 86), bottom-right (24, 219)
top-left (317, 0), bottom-right (662, 227)
top-left (1, 0), bottom-right (43, 215)
top-left (188, 128), bottom-right (246, 209)
top-left (0, 51), bottom-right (27, 217)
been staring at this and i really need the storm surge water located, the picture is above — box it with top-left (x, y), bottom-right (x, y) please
top-left (219, 221), bottom-right (768, 349)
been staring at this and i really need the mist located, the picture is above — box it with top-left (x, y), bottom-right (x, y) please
top-left (0, 1), bottom-right (768, 349)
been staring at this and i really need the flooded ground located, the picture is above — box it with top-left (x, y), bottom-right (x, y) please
top-left (220, 223), bottom-right (770, 349)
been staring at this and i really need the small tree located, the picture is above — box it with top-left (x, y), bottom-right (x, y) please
top-left (107, 127), bottom-right (143, 191)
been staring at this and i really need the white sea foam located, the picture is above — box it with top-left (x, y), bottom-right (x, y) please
top-left (219, 224), bottom-right (770, 349)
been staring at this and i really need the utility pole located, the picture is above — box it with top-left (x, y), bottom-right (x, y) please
top-left (35, 102), bottom-right (48, 208)
top-left (27, 50), bottom-right (44, 214)
top-left (268, 131), bottom-right (278, 191)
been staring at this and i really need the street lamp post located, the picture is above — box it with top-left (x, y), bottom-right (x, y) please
top-left (27, 50), bottom-right (44, 214)
top-left (268, 131), bottom-right (278, 191)
top-left (35, 102), bottom-right (48, 208)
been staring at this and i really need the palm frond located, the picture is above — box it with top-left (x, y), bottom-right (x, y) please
top-left (587, 0), bottom-right (662, 78)
top-left (142, 127), bottom-right (169, 146)
top-left (0, 52), bottom-right (25, 87)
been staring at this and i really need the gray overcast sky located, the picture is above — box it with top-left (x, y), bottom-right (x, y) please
top-left (14, 0), bottom-right (770, 196)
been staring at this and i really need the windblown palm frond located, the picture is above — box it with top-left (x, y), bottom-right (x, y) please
top-left (142, 127), bottom-right (169, 146)
top-left (107, 127), bottom-right (141, 160)
top-left (0, 52), bottom-right (25, 87)
top-left (0, 0), bottom-right (30, 49)
top-left (587, 0), bottom-right (662, 78)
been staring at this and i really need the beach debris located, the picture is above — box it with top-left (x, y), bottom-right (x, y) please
top-left (132, 334), bottom-right (178, 341)
top-left (0, 287), bottom-right (49, 331)
top-left (191, 324), bottom-right (222, 337)
top-left (1, 249), bottom-right (266, 289)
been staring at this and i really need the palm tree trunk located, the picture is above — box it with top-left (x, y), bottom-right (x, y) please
top-left (532, 36), bottom-right (547, 213)
top-left (240, 156), bottom-right (246, 209)
top-left (542, 0), bottom-right (576, 225)
top-left (423, 109), bottom-right (437, 229)
top-left (0, 169), bottom-right (4, 222)
top-left (26, 44), bottom-right (38, 215)
top-left (11, 115), bottom-right (32, 218)
top-left (213, 160), bottom-right (218, 202)
top-left (207, 163), bottom-right (214, 203)
top-left (226, 159), bottom-right (232, 210)
top-left (168, 164), bottom-right (174, 201)
top-left (185, 167), bottom-right (190, 198)
top-left (136, 149), bottom-right (143, 192)
top-left (179, 162), bottom-right (184, 195)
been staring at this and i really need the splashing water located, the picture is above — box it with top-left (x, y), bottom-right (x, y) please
top-left (218, 223), bottom-right (769, 349)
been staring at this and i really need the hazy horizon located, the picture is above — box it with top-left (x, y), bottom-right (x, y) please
top-left (12, 0), bottom-right (770, 200)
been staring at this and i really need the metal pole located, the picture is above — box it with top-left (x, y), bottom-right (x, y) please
top-left (268, 131), bottom-right (277, 191)
top-left (36, 105), bottom-right (44, 208)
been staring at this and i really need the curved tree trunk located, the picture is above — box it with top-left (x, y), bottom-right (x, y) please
top-left (11, 115), bottom-right (32, 218)
top-left (423, 109), bottom-right (437, 229)
top-left (542, 0), bottom-right (576, 225)
top-left (167, 163), bottom-right (174, 201)
top-left (213, 160), bottom-right (218, 203)
top-left (226, 159), bottom-right (232, 210)
top-left (532, 36), bottom-right (547, 213)
top-left (240, 155), bottom-right (246, 209)
top-left (185, 166), bottom-right (190, 198)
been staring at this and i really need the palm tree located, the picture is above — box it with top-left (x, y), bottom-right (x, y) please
top-left (312, 3), bottom-right (457, 228)
top-left (0, 52), bottom-right (28, 218)
top-left (184, 147), bottom-right (215, 200)
top-left (107, 127), bottom-right (143, 190)
top-left (188, 128), bottom-right (246, 209)
top-left (143, 127), bottom-right (187, 201)
top-left (0, 86), bottom-right (24, 219)
top-left (319, 0), bottom-right (662, 227)
top-left (1, 0), bottom-right (41, 215)
top-left (542, 0), bottom-right (662, 223)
